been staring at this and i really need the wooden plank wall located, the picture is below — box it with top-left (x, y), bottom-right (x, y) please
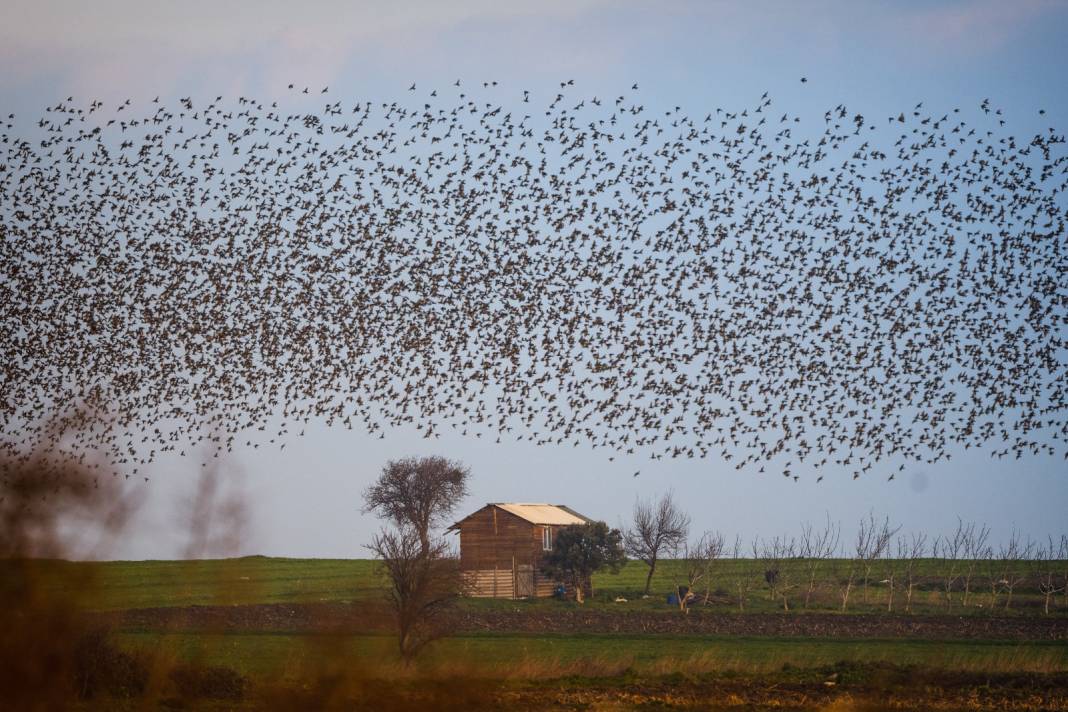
top-left (459, 505), bottom-right (537, 598)
top-left (462, 569), bottom-right (514, 598)
top-left (533, 569), bottom-right (558, 597)
top-left (456, 507), bottom-right (576, 598)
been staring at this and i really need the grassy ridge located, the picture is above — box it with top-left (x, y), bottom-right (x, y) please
top-left (9, 557), bottom-right (380, 611)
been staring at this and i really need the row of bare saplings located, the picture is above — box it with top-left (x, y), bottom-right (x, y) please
top-left (624, 495), bottom-right (1068, 615)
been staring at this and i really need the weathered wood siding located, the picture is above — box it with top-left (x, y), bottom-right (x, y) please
top-left (533, 523), bottom-right (556, 597)
top-left (457, 506), bottom-right (566, 598)
top-left (461, 569), bottom-right (514, 598)
top-left (534, 568), bottom-right (558, 598)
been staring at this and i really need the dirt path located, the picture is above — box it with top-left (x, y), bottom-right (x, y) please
top-left (499, 672), bottom-right (1068, 711)
top-left (457, 608), bottom-right (1068, 640)
top-left (493, 668), bottom-right (1068, 711)
top-left (109, 602), bottom-right (1068, 640)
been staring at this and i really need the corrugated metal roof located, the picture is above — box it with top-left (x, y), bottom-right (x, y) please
top-left (491, 503), bottom-right (591, 525)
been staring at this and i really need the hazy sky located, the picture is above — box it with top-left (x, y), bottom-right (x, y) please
top-left (3, 0), bottom-right (1066, 559)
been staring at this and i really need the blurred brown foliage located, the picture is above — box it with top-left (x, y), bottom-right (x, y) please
top-left (0, 446), bottom-right (498, 709)
top-left (0, 451), bottom-right (139, 709)
top-left (0, 449), bottom-right (258, 708)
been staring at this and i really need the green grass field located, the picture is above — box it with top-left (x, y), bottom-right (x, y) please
top-left (111, 630), bottom-right (1068, 681)
top-left (13, 557), bottom-right (381, 610)
top-left (14, 556), bottom-right (1065, 616)
top-left (6, 556), bottom-right (1067, 709)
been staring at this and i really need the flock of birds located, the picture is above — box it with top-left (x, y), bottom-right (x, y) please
top-left (1, 80), bottom-right (1065, 487)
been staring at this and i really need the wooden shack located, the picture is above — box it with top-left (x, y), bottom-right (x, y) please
top-left (448, 503), bottom-right (591, 599)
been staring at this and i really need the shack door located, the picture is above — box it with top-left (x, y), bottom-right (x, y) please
top-left (515, 564), bottom-right (534, 598)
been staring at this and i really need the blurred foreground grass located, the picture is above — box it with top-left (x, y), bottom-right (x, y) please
top-left (112, 631), bottom-right (1068, 681)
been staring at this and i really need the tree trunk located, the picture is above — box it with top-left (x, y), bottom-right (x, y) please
top-left (840, 580), bottom-right (853, 612)
top-left (399, 625), bottom-right (412, 662)
top-left (417, 530), bottom-right (430, 559)
top-left (643, 558), bottom-right (657, 595)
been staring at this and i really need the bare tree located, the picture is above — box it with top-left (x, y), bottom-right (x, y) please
top-left (1060, 535), bottom-right (1068, 612)
top-left (753, 538), bottom-right (773, 602)
top-left (363, 456), bottom-right (470, 556)
top-left (1061, 535), bottom-right (1068, 612)
top-left (984, 543), bottom-right (1002, 608)
top-left (882, 539), bottom-right (897, 612)
top-left (857, 512), bottom-right (899, 606)
top-left (836, 548), bottom-right (860, 613)
top-left (624, 492), bottom-right (690, 595)
top-left (933, 519), bottom-right (967, 608)
top-left (730, 535), bottom-right (759, 612)
top-left (974, 543), bottom-right (994, 609)
top-left (696, 530), bottom-right (727, 605)
top-left (998, 531), bottom-right (1034, 610)
top-left (1033, 536), bottom-right (1066, 615)
top-left (672, 552), bottom-right (701, 613)
top-left (961, 520), bottom-right (991, 608)
top-left (799, 516), bottom-right (840, 609)
top-left (672, 532), bottom-right (724, 614)
top-left (367, 526), bottom-right (461, 661)
top-left (897, 532), bottom-right (927, 614)
top-left (757, 535), bottom-right (798, 611)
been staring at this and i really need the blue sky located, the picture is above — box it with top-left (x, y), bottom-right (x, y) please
top-left (2, 1), bottom-right (1066, 558)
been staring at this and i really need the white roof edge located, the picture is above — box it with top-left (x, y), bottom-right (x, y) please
top-left (491, 502), bottom-right (591, 526)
